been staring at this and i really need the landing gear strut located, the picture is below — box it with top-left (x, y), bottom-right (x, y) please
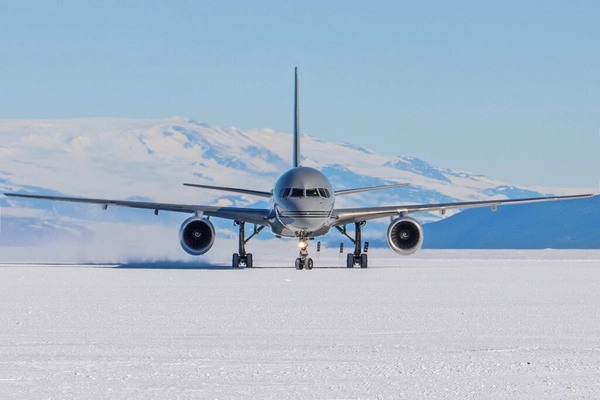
top-left (336, 222), bottom-right (368, 268)
top-left (295, 233), bottom-right (314, 270)
top-left (232, 221), bottom-right (265, 268)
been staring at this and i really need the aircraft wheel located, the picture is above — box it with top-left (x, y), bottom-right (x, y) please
top-left (306, 258), bottom-right (314, 270)
top-left (346, 253), bottom-right (355, 268)
top-left (232, 253), bottom-right (240, 268)
top-left (360, 253), bottom-right (368, 268)
top-left (246, 253), bottom-right (253, 268)
top-left (295, 258), bottom-right (303, 270)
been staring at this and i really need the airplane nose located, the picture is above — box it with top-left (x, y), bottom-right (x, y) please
top-left (275, 201), bottom-right (331, 231)
top-left (294, 215), bottom-right (325, 230)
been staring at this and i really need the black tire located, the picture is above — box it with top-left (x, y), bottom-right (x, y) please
top-left (346, 253), bottom-right (355, 268)
top-left (295, 258), bottom-right (303, 270)
top-left (360, 253), bottom-right (368, 268)
top-left (246, 253), bottom-right (253, 268)
top-left (306, 258), bottom-right (314, 270)
top-left (232, 253), bottom-right (240, 268)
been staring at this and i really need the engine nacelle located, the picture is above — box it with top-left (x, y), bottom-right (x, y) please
top-left (179, 217), bottom-right (215, 256)
top-left (387, 217), bottom-right (423, 256)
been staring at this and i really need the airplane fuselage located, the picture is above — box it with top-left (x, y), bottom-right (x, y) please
top-left (270, 166), bottom-right (335, 238)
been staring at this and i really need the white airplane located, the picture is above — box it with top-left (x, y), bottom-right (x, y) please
top-left (4, 68), bottom-right (594, 269)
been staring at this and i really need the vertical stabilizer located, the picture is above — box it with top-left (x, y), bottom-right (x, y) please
top-left (293, 67), bottom-right (301, 168)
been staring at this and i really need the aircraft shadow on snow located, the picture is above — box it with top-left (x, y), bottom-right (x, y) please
top-left (113, 261), bottom-right (345, 270)
top-left (114, 261), bottom-right (234, 270)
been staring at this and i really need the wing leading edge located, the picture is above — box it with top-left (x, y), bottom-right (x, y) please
top-left (3, 193), bottom-right (272, 226)
top-left (331, 193), bottom-right (594, 226)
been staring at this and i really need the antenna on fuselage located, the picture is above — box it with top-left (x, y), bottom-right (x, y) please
top-left (293, 67), bottom-right (301, 168)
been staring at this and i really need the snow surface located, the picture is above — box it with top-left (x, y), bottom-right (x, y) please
top-left (1, 250), bottom-right (599, 399)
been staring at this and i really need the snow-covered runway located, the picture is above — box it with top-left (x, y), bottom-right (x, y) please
top-left (1, 251), bottom-right (599, 399)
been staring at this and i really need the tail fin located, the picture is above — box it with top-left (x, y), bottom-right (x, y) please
top-left (293, 67), bottom-right (301, 168)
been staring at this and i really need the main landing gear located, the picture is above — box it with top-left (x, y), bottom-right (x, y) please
top-left (295, 233), bottom-right (314, 270)
top-left (336, 221), bottom-right (369, 268)
top-left (232, 221), bottom-right (265, 268)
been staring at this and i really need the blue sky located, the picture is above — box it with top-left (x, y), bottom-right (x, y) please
top-left (1, 1), bottom-right (598, 188)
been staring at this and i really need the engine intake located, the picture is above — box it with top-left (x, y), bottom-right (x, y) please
top-left (387, 217), bottom-right (423, 255)
top-left (179, 217), bottom-right (215, 256)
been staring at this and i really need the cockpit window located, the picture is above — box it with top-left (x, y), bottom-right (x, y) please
top-left (290, 188), bottom-right (304, 198)
top-left (306, 188), bottom-right (320, 197)
top-left (282, 188), bottom-right (330, 198)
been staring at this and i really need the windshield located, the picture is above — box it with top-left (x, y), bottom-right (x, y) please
top-left (306, 188), bottom-right (320, 197)
top-left (280, 187), bottom-right (331, 198)
top-left (290, 188), bottom-right (304, 197)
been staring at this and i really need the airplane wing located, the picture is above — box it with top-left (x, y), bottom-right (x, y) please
top-left (3, 193), bottom-right (272, 226)
top-left (331, 193), bottom-right (594, 226)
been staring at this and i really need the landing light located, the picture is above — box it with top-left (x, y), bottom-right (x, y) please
top-left (299, 240), bottom-right (308, 250)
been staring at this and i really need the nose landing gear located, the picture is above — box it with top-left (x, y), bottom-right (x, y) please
top-left (295, 234), bottom-right (314, 270)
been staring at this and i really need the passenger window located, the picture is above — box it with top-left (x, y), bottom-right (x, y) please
top-left (290, 188), bottom-right (304, 197)
top-left (306, 188), bottom-right (320, 197)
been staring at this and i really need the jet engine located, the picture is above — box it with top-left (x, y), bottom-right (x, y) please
top-left (179, 216), bottom-right (215, 256)
top-left (387, 217), bottom-right (423, 255)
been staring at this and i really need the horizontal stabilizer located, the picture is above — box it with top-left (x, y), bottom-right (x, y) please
top-left (335, 183), bottom-right (409, 196)
top-left (183, 183), bottom-right (272, 198)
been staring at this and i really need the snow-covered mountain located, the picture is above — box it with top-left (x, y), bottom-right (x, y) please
top-left (422, 195), bottom-right (600, 249)
top-left (0, 117), bottom-right (595, 261)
